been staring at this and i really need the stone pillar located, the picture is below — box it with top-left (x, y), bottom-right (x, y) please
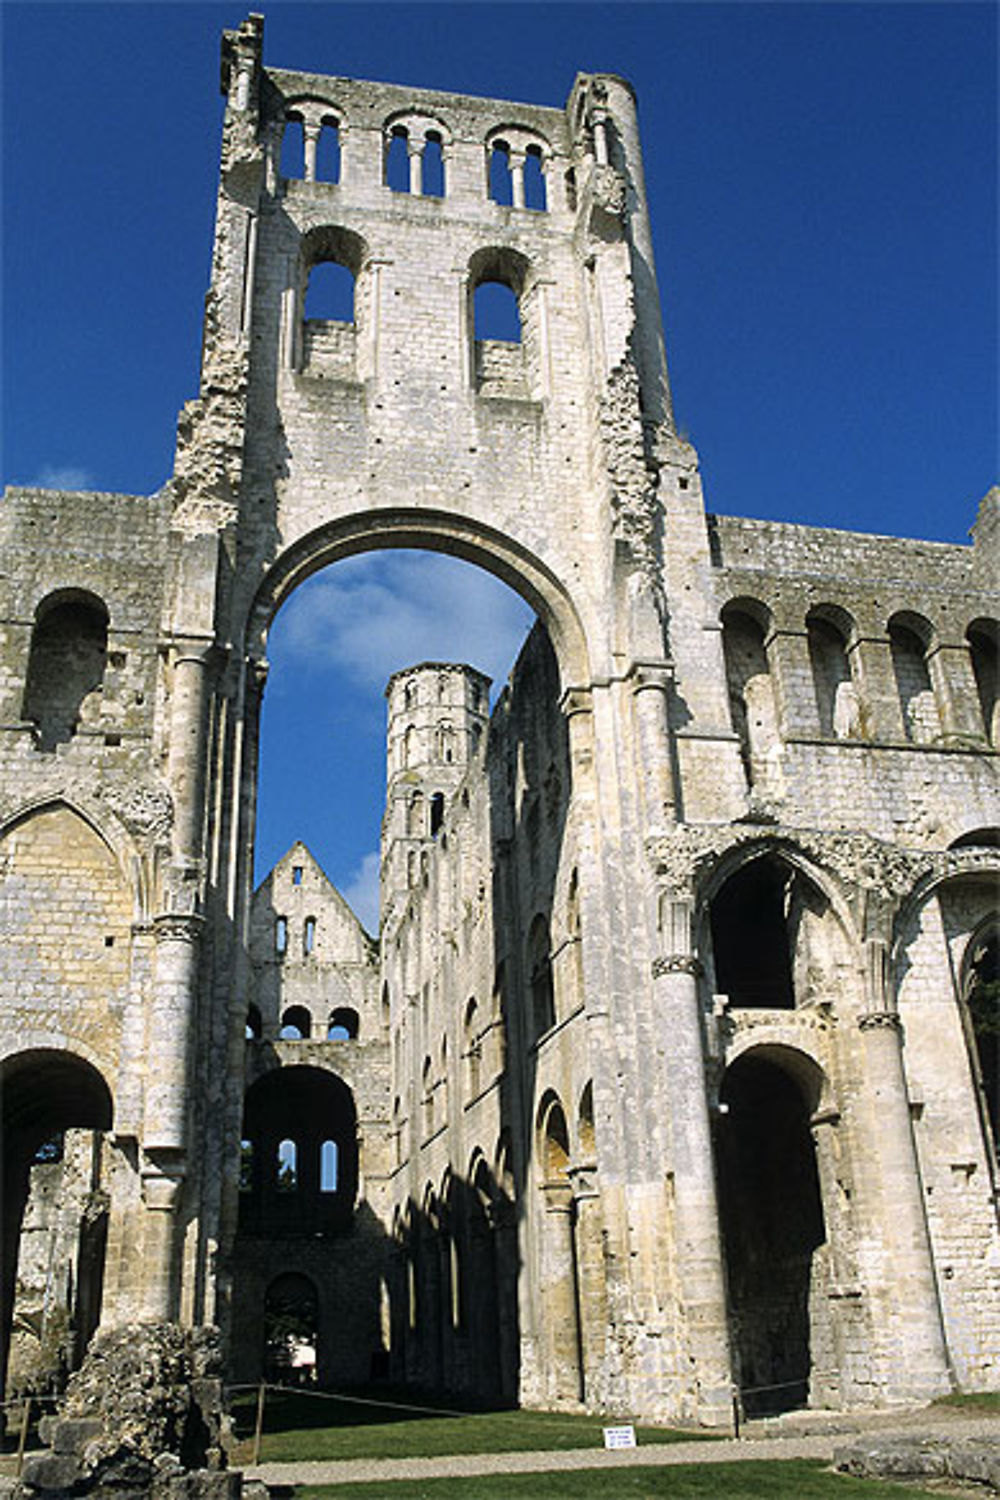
top-left (509, 150), bottom-right (526, 209)
top-left (850, 635), bottom-right (906, 741)
top-left (858, 937), bottom-right (952, 1399)
top-left (146, 913), bottom-right (203, 1150)
top-left (766, 627), bottom-right (819, 736)
top-left (926, 640), bottom-right (985, 742)
top-left (139, 1163), bottom-right (185, 1321)
top-left (654, 897), bottom-right (732, 1424)
top-left (631, 666), bottom-right (677, 831)
top-left (303, 121), bottom-right (320, 182)
top-left (541, 1183), bottom-right (583, 1403)
top-left (570, 1167), bottom-right (607, 1401)
top-left (408, 140), bottom-right (423, 196)
top-left (166, 639), bottom-right (214, 861)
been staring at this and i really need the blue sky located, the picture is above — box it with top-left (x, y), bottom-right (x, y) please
top-left (3, 3), bottom-right (996, 928)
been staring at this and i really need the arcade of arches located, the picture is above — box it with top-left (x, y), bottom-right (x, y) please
top-left (1, 12), bottom-right (998, 1432)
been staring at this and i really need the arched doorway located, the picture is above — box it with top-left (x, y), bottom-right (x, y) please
top-left (264, 1272), bottom-right (319, 1385)
top-left (716, 1049), bottom-right (826, 1415)
top-left (1, 1050), bottom-right (113, 1399)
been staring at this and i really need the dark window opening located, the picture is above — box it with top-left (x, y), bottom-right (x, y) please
top-left (33, 1131), bottom-right (65, 1165)
top-left (717, 1053), bottom-right (825, 1415)
top-left (239, 1139), bottom-right (254, 1192)
top-left (529, 916), bottom-right (555, 1037)
top-left (23, 595), bottom-right (109, 752)
top-left (430, 792), bottom-right (445, 836)
top-left (246, 1004), bottom-right (263, 1040)
top-left (327, 1007), bottom-right (359, 1041)
top-left (966, 928), bottom-right (998, 1149)
top-left (710, 858), bottom-right (795, 1009)
top-left (280, 1005), bottom-right (312, 1040)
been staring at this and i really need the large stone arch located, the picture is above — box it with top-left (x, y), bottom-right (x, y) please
top-left (1, 1048), bottom-right (114, 1400)
top-left (243, 506), bottom-right (591, 690)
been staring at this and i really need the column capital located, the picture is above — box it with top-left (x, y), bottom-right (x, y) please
top-left (858, 1010), bottom-right (903, 1034)
top-left (653, 953), bottom-right (702, 979)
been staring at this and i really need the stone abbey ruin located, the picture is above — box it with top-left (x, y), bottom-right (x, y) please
top-left (2, 11), bottom-right (998, 1438)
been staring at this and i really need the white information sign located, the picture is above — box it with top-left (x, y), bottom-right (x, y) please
top-left (603, 1424), bottom-right (637, 1450)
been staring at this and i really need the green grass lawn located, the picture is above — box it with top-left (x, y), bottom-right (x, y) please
top-left (228, 1387), bottom-right (718, 1465)
top-left (295, 1458), bottom-right (941, 1498)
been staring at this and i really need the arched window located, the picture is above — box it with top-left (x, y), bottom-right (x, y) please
top-left (889, 614), bottom-right (940, 743)
top-left (404, 681), bottom-right (417, 711)
top-left (488, 140), bottom-right (513, 205)
top-left (430, 792), bottom-right (445, 836)
top-left (469, 246), bottom-right (532, 397)
top-left (807, 610), bottom-right (860, 739)
top-left (320, 1139), bottom-right (339, 1192)
top-left (464, 999), bottom-right (481, 1098)
top-left (578, 1082), bottom-right (595, 1162)
top-left (403, 725), bottom-right (417, 770)
top-left (967, 619), bottom-right (999, 746)
top-left (710, 856), bottom-right (795, 1009)
top-left (303, 916), bottom-right (316, 956)
top-left (386, 125), bottom-right (410, 191)
top-left (277, 1138), bottom-right (298, 1190)
top-left (528, 915), bottom-right (555, 1037)
top-left (245, 1004), bottom-right (263, 1040)
top-left (540, 1095), bottom-right (570, 1182)
top-left (422, 1056), bottom-right (435, 1135)
top-left (316, 117), bottom-right (341, 183)
top-left (298, 225), bottom-right (365, 376)
top-left (327, 1007), bottom-right (359, 1040)
top-left (275, 916), bottom-right (288, 956)
top-left (721, 601), bottom-right (779, 792)
top-left (23, 592), bottom-right (109, 751)
top-left (524, 145), bottom-right (546, 210)
top-left (280, 1005), bottom-right (312, 1040)
top-left (422, 132), bottom-right (445, 196)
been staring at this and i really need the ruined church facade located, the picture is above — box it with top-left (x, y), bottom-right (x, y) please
top-left (2, 13), bottom-right (998, 1426)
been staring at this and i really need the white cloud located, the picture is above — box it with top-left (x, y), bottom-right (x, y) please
top-left (339, 849), bottom-right (381, 934)
top-left (30, 464), bottom-right (96, 491)
top-left (274, 552), bottom-right (534, 696)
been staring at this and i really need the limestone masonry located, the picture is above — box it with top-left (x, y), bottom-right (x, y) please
top-left (2, 11), bottom-right (998, 1435)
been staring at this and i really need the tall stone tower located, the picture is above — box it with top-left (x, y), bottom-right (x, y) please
top-left (382, 663), bottom-right (491, 900)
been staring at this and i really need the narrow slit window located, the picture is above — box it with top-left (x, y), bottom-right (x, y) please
top-left (277, 1138), bottom-right (298, 1190)
top-left (430, 791), bottom-right (445, 836)
top-left (320, 1139), bottom-right (338, 1192)
top-left (275, 916), bottom-right (288, 956)
top-left (292, 866), bottom-right (303, 886)
top-left (304, 916), bottom-right (316, 955)
top-left (239, 1139), bottom-right (254, 1192)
